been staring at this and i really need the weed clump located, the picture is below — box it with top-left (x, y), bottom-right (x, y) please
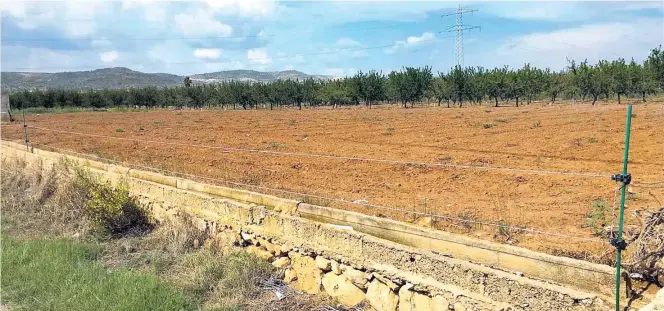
top-left (73, 167), bottom-right (152, 237)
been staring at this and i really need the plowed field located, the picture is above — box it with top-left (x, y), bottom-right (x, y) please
top-left (3, 103), bottom-right (663, 260)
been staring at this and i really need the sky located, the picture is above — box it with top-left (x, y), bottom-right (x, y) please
top-left (1, 0), bottom-right (663, 76)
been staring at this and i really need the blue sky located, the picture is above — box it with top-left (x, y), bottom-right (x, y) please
top-left (2, 0), bottom-right (663, 76)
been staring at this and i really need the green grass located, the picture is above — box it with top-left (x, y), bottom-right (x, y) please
top-left (1, 235), bottom-right (195, 311)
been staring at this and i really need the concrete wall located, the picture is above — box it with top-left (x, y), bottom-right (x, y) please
top-left (0, 93), bottom-right (12, 123)
top-left (2, 141), bottom-right (624, 310)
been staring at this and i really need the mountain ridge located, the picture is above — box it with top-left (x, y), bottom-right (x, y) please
top-left (1, 67), bottom-right (334, 90)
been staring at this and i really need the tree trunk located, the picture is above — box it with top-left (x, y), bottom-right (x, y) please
top-left (494, 97), bottom-right (499, 107)
top-left (516, 97), bottom-right (519, 107)
top-left (403, 100), bottom-right (407, 108)
top-left (438, 99), bottom-right (442, 107)
top-left (618, 93), bottom-right (621, 105)
top-left (551, 95), bottom-right (556, 104)
top-left (642, 91), bottom-right (646, 102)
top-left (592, 95), bottom-right (597, 105)
top-left (459, 97), bottom-right (463, 108)
top-left (298, 101), bottom-right (302, 110)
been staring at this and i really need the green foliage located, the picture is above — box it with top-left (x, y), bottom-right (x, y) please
top-left (585, 199), bottom-right (609, 236)
top-left (115, 128), bottom-right (125, 133)
top-left (386, 127), bottom-right (395, 135)
top-left (73, 168), bottom-right (151, 236)
top-left (6, 47), bottom-right (662, 111)
top-left (587, 137), bottom-right (598, 143)
top-left (1, 235), bottom-right (194, 311)
top-left (482, 123), bottom-right (495, 129)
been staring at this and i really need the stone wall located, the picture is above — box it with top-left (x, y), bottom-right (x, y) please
top-left (1, 141), bottom-right (626, 310)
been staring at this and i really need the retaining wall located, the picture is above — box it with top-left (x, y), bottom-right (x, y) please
top-left (1, 141), bottom-right (623, 310)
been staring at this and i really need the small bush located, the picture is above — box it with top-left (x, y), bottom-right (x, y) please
top-left (115, 128), bottom-right (125, 133)
top-left (288, 119), bottom-right (296, 126)
top-left (495, 118), bottom-right (509, 123)
top-left (585, 199), bottom-right (609, 237)
top-left (73, 167), bottom-right (152, 237)
top-left (386, 127), bottom-right (395, 135)
top-left (482, 123), bottom-right (495, 129)
top-left (587, 137), bottom-right (598, 143)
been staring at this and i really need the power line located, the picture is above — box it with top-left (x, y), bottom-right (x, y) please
top-left (441, 5), bottom-right (481, 67)
top-left (3, 24), bottom-right (412, 43)
top-left (9, 37), bottom-right (452, 72)
top-left (27, 141), bottom-right (606, 243)
top-left (30, 126), bottom-right (613, 179)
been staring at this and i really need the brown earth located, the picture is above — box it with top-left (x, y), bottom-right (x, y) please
top-left (3, 102), bottom-right (663, 260)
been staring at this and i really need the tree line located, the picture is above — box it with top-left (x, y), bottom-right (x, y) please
top-left (8, 47), bottom-right (664, 111)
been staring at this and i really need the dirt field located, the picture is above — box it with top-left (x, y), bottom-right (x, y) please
top-left (3, 102), bottom-right (663, 260)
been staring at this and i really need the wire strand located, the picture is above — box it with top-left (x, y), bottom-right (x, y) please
top-left (29, 142), bottom-right (605, 243)
top-left (31, 126), bottom-right (614, 178)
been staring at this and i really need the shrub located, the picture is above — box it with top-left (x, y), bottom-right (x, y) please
top-left (73, 167), bottom-right (152, 237)
top-left (115, 128), bottom-right (125, 133)
top-left (482, 123), bottom-right (495, 129)
top-left (386, 127), bottom-right (395, 135)
top-left (585, 199), bottom-right (609, 237)
top-left (587, 137), bottom-right (598, 143)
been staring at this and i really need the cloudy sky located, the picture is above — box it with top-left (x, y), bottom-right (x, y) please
top-left (1, 0), bottom-right (663, 76)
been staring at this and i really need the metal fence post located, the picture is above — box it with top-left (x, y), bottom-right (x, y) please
top-left (613, 104), bottom-right (632, 311)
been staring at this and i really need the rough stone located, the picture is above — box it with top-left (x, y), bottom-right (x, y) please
top-left (366, 279), bottom-right (398, 311)
top-left (280, 242), bottom-right (293, 254)
top-left (453, 302), bottom-right (466, 311)
top-left (639, 288), bottom-right (664, 311)
top-left (240, 232), bottom-right (255, 242)
top-left (398, 287), bottom-right (434, 311)
top-left (289, 253), bottom-right (323, 294)
top-left (322, 272), bottom-right (365, 307)
top-left (272, 257), bottom-right (290, 268)
top-left (284, 269), bottom-right (297, 284)
top-left (374, 273), bottom-right (399, 291)
top-left (247, 245), bottom-right (274, 261)
top-left (343, 265), bottom-right (372, 289)
top-left (316, 256), bottom-right (332, 271)
top-left (432, 296), bottom-right (450, 311)
top-left (331, 260), bottom-right (342, 275)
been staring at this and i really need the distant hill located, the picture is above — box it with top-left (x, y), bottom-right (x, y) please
top-left (1, 67), bottom-right (334, 90)
top-left (190, 70), bottom-right (333, 83)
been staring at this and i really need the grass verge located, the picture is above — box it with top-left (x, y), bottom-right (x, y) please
top-left (1, 158), bottom-right (334, 311)
top-left (1, 235), bottom-right (194, 311)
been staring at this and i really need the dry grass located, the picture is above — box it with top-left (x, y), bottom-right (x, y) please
top-left (1, 158), bottom-right (90, 238)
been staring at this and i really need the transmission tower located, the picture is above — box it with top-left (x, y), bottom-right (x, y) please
top-left (441, 5), bottom-right (480, 67)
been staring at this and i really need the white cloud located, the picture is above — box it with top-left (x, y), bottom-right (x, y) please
top-left (336, 37), bottom-right (362, 47)
top-left (0, 1), bottom-right (110, 37)
top-left (247, 48), bottom-right (272, 65)
top-left (144, 5), bottom-right (166, 22)
top-left (91, 38), bottom-right (112, 48)
top-left (385, 32), bottom-right (435, 54)
top-left (324, 68), bottom-right (358, 77)
top-left (194, 48), bottom-right (223, 60)
top-left (492, 19), bottom-right (664, 70)
top-left (203, 0), bottom-right (277, 18)
top-left (174, 9), bottom-right (233, 36)
top-left (100, 51), bottom-right (119, 63)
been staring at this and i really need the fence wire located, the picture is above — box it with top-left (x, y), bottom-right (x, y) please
top-left (30, 126), bottom-right (613, 179)
top-left (23, 141), bottom-right (606, 243)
